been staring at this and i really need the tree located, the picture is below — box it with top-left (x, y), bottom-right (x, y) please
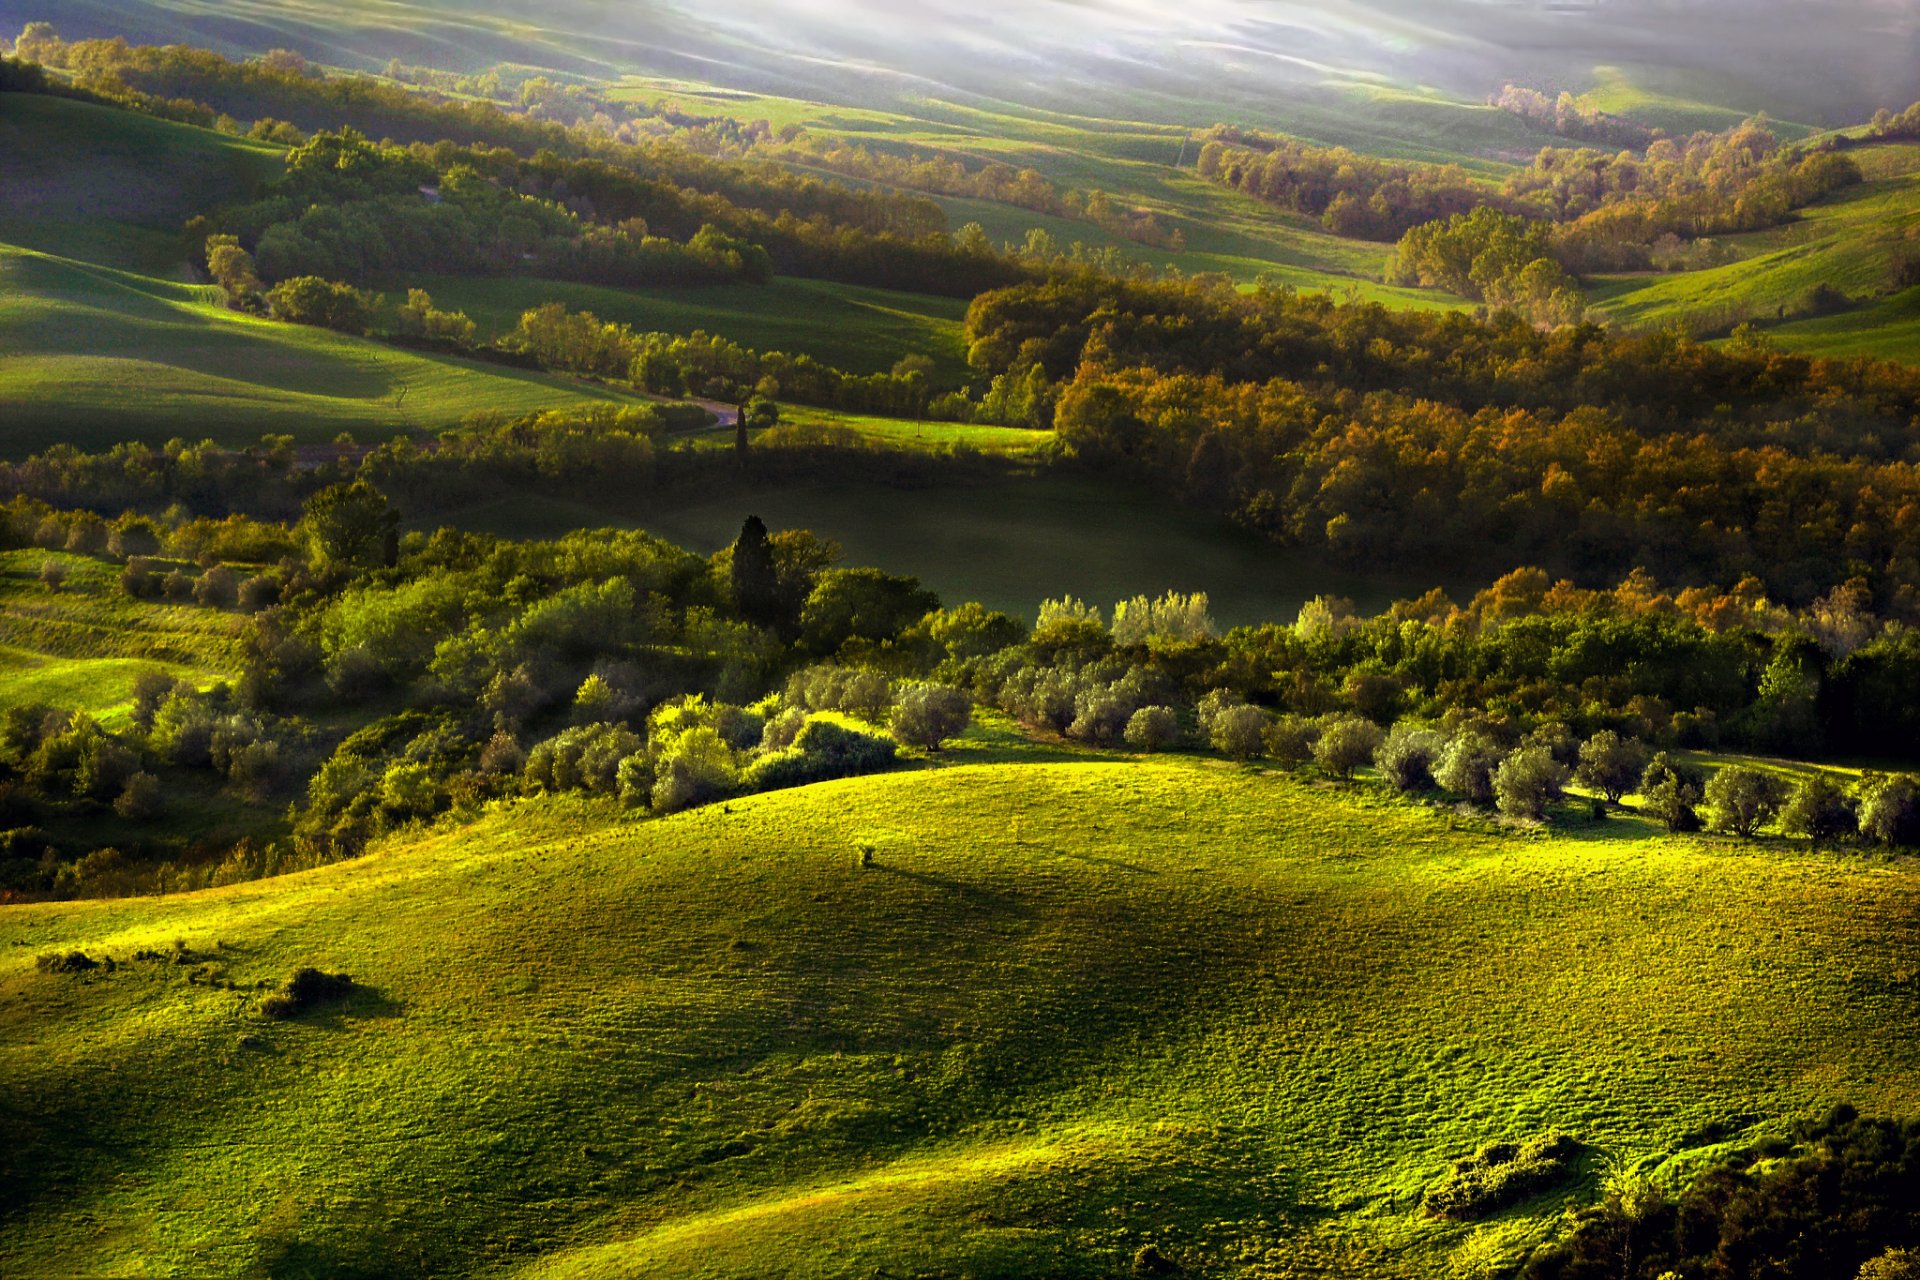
top-left (890, 683), bottom-right (972, 752)
top-left (1860, 1248), bottom-right (1920, 1280)
top-left (1210, 704), bottom-right (1269, 761)
top-left (1641, 753), bottom-right (1705, 833)
top-left (1436, 732), bottom-right (1506, 805)
top-left (1377, 724), bottom-right (1444, 792)
top-left (1575, 731), bottom-right (1650, 804)
top-left (799, 569), bottom-right (939, 656)
top-left (1315, 715), bottom-right (1385, 780)
top-left (1124, 706), bottom-right (1180, 753)
top-left (729, 515), bottom-right (780, 628)
top-left (1494, 746), bottom-right (1569, 819)
top-left (1780, 773), bottom-right (1856, 844)
top-left (38, 559), bottom-right (65, 591)
top-left (302, 481), bottom-right (398, 571)
top-left (266, 276), bottom-right (377, 333)
top-left (1704, 766), bottom-right (1788, 837)
top-left (205, 234), bottom-right (263, 307)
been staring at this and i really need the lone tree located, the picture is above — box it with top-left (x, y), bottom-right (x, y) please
top-left (1856, 773), bottom-right (1920, 846)
top-left (302, 481), bottom-right (398, 572)
top-left (729, 515), bottom-right (780, 627)
top-left (1574, 730), bottom-right (1649, 804)
top-left (1704, 765), bottom-right (1788, 837)
top-left (890, 683), bottom-right (972, 752)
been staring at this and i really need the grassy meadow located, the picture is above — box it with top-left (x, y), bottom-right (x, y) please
top-left (403, 275), bottom-right (974, 382)
top-left (3, 754), bottom-right (1916, 1277)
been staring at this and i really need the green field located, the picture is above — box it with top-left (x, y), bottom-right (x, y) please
top-left (0, 244), bottom-right (684, 456)
top-left (405, 275), bottom-right (973, 382)
top-left (433, 469), bottom-right (1459, 626)
top-left (1590, 142), bottom-right (1920, 351)
top-left (4, 755), bottom-right (1916, 1277)
top-left (0, 551), bottom-right (240, 725)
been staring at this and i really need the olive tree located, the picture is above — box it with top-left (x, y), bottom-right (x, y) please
top-left (1703, 765), bottom-right (1788, 837)
top-left (1436, 732), bottom-right (1506, 805)
top-left (1376, 724), bottom-right (1443, 792)
top-left (1574, 730), bottom-right (1650, 804)
top-left (1124, 706), bottom-right (1180, 753)
top-left (890, 683), bottom-right (972, 752)
top-left (1493, 746), bottom-right (1569, 819)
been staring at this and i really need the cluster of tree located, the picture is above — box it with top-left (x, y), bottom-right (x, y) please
top-left (1867, 100), bottom-right (1920, 141)
top-left (755, 135), bottom-right (1180, 248)
top-left (1193, 126), bottom-right (1488, 241)
top-left (1385, 207), bottom-right (1586, 325)
top-left (1505, 122), bottom-right (1864, 272)
top-left (1522, 1107), bottom-right (1920, 1280)
top-left (1489, 84), bottom-right (1656, 149)
top-left (1196, 112), bottom-right (1860, 277)
top-left (962, 273), bottom-right (1920, 605)
top-left (508, 301), bottom-right (1052, 425)
top-left (198, 129), bottom-right (773, 290)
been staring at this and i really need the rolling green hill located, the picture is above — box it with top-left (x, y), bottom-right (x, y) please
top-left (4, 757), bottom-right (1916, 1277)
top-left (404, 275), bottom-right (974, 382)
top-left (1588, 142), bottom-right (1920, 349)
top-left (0, 244), bottom-right (678, 456)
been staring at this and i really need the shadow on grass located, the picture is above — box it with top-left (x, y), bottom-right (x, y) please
top-left (866, 861), bottom-right (1031, 916)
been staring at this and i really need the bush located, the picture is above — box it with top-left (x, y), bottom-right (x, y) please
top-left (891, 683), bottom-right (972, 751)
top-left (259, 967), bottom-right (354, 1018)
top-left (525, 722), bottom-right (643, 795)
top-left (748, 716), bottom-right (897, 791)
top-left (38, 559), bottom-right (65, 591)
top-left (1493, 746), bottom-right (1570, 819)
top-left (1575, 731), bottom-right (1650, 803)
top-left (1315, 715), bottom-right (1384, 780)
top-left (192, 565), bottom-right (238, 609)
top-left (1437, 732), bottom-right (1506, 805)
top-left (1781, 773), bottom-right (1857, 843)
top-left (1423, 1133), bottom-right (1581, 1220)
top-left (651, 726), bottom-right (738, 814)
top-left (1641, 752), bottom-right (1706, 833)
top-left (1857, 774), bottom-right (1920, 846)
top-left (113, 771), bottom-right (163, 821)
top-left (1704, 765), bottom-right (1789, 837)
top-left (1265, 715), bottom-right (1319, 768)
top-left (1210, 703), bottom-right (1269, 760)
top-left (1124, 706), bottom-right (1181, 753)
top-left (1377, 724), bottom-right (1443, 791)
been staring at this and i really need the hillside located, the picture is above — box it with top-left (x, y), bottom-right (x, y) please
top-left (3, 758), bottom-right (1916, 1278)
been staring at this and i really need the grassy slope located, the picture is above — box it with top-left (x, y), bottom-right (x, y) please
top-left (403, 275), bottom-right (973, 382)
top-left (1589, 142), bottom-right (1920, 350)
top-left (3, 757), bottom-right (1916, 1278)
top-left (0, 95), bottom-right (714, 455)
top-left (0, 551), bottom-right (242, 725)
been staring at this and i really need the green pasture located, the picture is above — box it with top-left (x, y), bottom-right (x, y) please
top-left (401, 275), bottom-right (973, 382)
top-left (4, 755), bottom-right (1915, 1277)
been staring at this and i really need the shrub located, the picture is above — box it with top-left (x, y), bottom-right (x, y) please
top-left (1377, 724), bottom-right (1444, 791)
top-left (1124, 706), bottom-right (1181, 753)
top-left (1437, 732), bottom-right (1506, 805)
top-left (38, 559), bottom-right (66, 591)
top-left (1575, 731), bottom-right (1650, 803)
top-left (36, 951), bottom-right (100, 974)
top-left (1265, 715), bottom-right (1320, 768)
top-left (1704, 765), bottom-right (1789, 837)
top-left (112, 771), bottom-right (163, 821)
top-left (1210, 703), bottom-right (1269, 760)
top-left (237, 574), bottom-right (280, 613)
top-left (891, 683), bottom-right (972, 751)
top-left (748, 716), bottom-right (897, 791)
top-left (192, 565), bottom-right (239, 609)
top-left (1857, 774), bottom-right (1920, 846)
top-left (1422, 1133), bottom-right (1581, 1220)
top-left (651, 726), bottom-right (738, 814)
top-left (1641, 752), bottom-right (1706, 832)
top-left (1781, 773), bottom-right (1857, 843)
top-left (119, 556), bottom-right (157, 598)
top-left (1860, 1249), bottom-right (1920, 1280)
top-left (259, 967), bottom-right (355, 1019)
top-left (525, 722), bottom-right (643, 795)
top-left (477, 730), bottom-right (526, 776)
top-left (1494, 746), bottom-right (1570, 819)
top-left (1315, 715), bottom-right (1384, 780)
